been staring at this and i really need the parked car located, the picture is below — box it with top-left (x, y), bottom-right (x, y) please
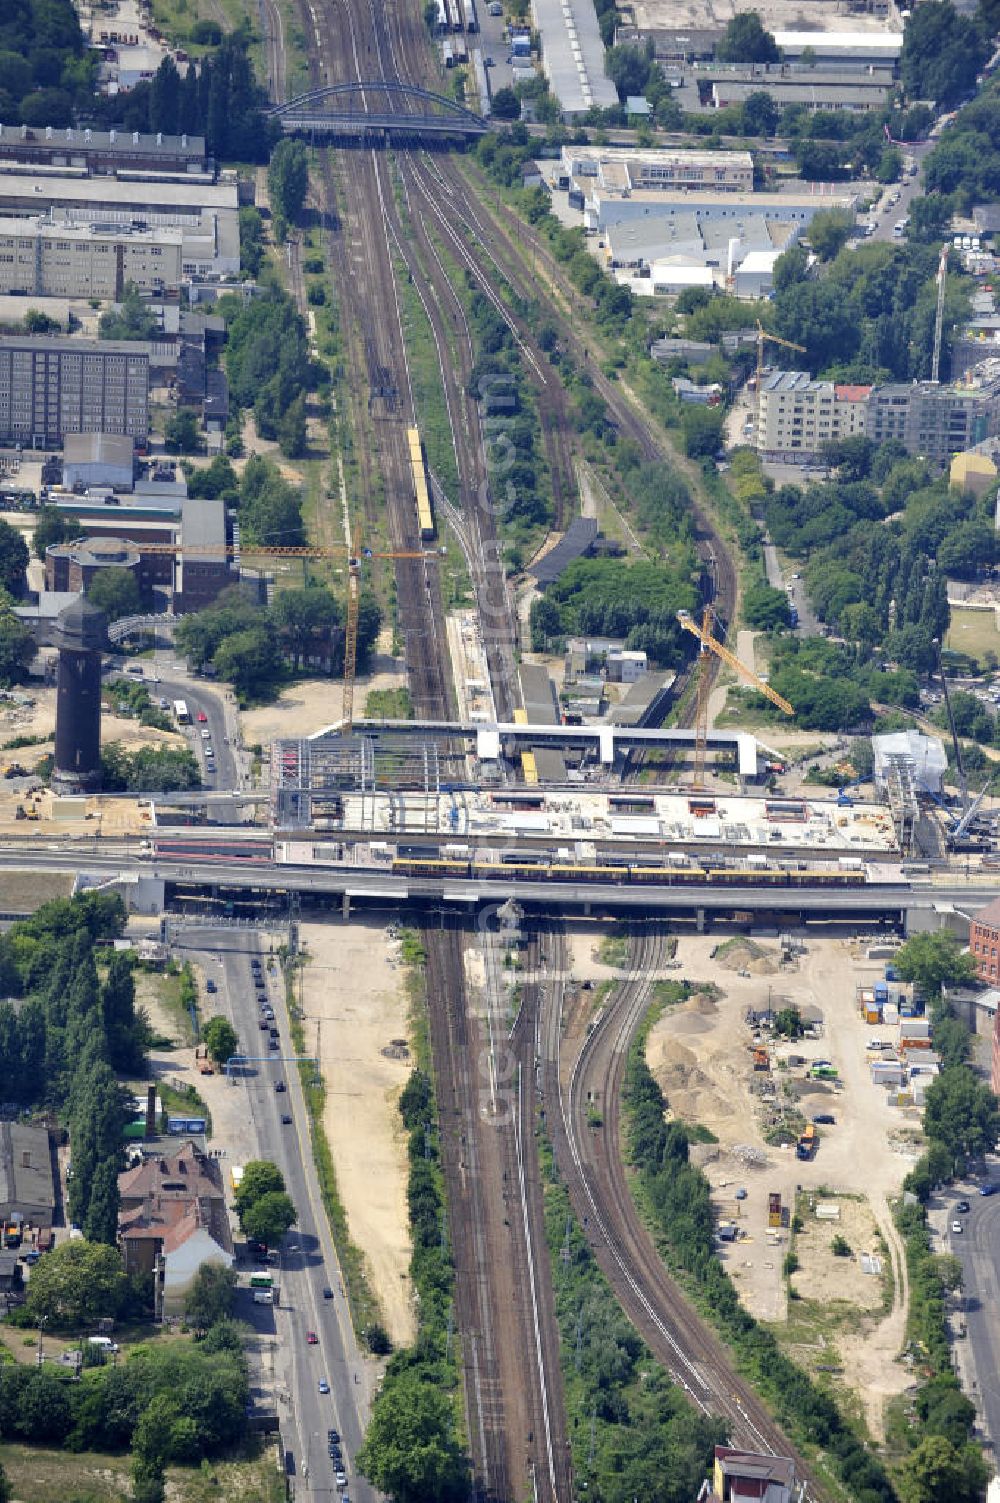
top-left (813, 1113), bottom-right (836, 1125)
top-left (951, 1220), bottom-right (964, 1233)
top-left (980, 1183), bottom-right (997, 1196)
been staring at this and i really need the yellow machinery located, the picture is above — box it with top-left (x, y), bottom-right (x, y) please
top-left (677, 607), bottom-right (794, 786)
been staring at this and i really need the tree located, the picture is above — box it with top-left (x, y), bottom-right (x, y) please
top-left (897, 1434), bottom-right (985, 1503)
top-left (806, 208), bottom-right (855, 262)
top-left (604, 43), bottom-right (651, 100)
top-left (212, 625), bottom-right (283, 699)
top-left (923, 1068), bottom-right (1000, 1166)
top-left (358, 1371), bottom-right (470, 1503)
top-left (900, 1), bottom-right (988, 108)
top-left (0, 605), bottom-right (35, 686)
top-left (33, 505), bottom-right (74, 560)
top-left (234, 1159), bottom-right (286, 1220)
top-left (895, 932), bottom-right (976, 998)
top-left (741, 89), bottom-right (779, 138)
top-left (23, 308), bottom-right (59, 334)
top-left (271, 586), bottom-right (340, 670)
top-left (202, 1013), bottom-right (238, 1066)
top-left (717, 10), bottom-right (779, 61)
top-left (277, 391), bottom-right (308, 458)
top-left (24, 1240), bottom-right (128, 1329)
top-left (267, 138), bottom-right (309, 230)
top-left (184, 1262), bottom-right (237, 1332)
top-left (240, 1190), bottom-right (297, 1249)
top-left (490, 86), bottom-right (520, 120)
top-left (82, 1158), bottom-right (120, 1246)
top-left (743, 584), bottom-right (791, 631)
top-left (164, 408), bottom-right (201, 455)
top-left (0, 519), bottom-right (28, 597)
top-left (877, 146), bottom-right (904, 184)
top-left (86, 566), bottom-right (141, 623)
top-left (238, 206), bottom-right (265, 277)
top-left (98, 282), bottom-right (158, 342)
top-left (773, 1006), bottom-right (804, 1039)
top-left (680, 404), bottom-right (724, 459)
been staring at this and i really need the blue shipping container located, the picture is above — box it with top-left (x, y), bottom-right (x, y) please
top-left (167, 1116), bottom-right (207, 1135)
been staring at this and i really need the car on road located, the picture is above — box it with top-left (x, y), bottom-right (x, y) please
top-left (952, 1220), bottom-right (964, 1233)
top-left (957, 1199), bottom-right (971, 1213)
top-left (259, 1018), bottom-right (269, 1030)
top-left (201, 728), bottom-right (211, 740)
top-left (206, 979), bottom-right (217, 993)
top-left (275, 1080), bottom-right (286, 1092)
top-left (319, 1379), bottom-right (330, 1394)
top-left (813, 1113), bottom-right (836, 1125)
top-left (158, 697), bottom-right (169, 710)
top-left (197, 711), bottom-right (208, 722)
top-left (323, 1286), bottom-right (334, 1300)
top-left (269, 1038), bottom-right (279, 1050)
top-left (281, 1114), bottom-right (293, 1125)
top-left (980, 1183), bottom-right (997, 1196)
top-left (307, 1331), bottom-right (318, 1344)
top-left (328, 1429), bottom-right (340, 1444)
top-left (330, 1443), bottom-right (342, 1459)
top-left (334, 1469), bottom-right (347, 1488)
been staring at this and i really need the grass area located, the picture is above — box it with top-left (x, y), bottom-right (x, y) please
top-left (394, 253), bottom-right (461, 503)
top-left (946, 604), bottom-right (1000, 668)
top-left (283, 956), bottom-right (383, 1337)
top-left (0, 1440), bottom-right (285, 1503)
top-left (597, 931), bottom-right (629, 967)
top-left (137, 964), bottom-right (200, 1048)
top-left (364, 686), bottom-right (413, 719)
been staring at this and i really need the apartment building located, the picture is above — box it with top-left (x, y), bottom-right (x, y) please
top-left (0, 336), bottom-right (149, 449)
top-left (0, 217), bottom-right (183, 299)
top-left (757, 371), bottom-right (870, 459)
top-left (867, 366), bottom-right (1000, 463)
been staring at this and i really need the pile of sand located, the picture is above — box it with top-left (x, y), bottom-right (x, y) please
top-left (715, 940), bottom-right (782, 976)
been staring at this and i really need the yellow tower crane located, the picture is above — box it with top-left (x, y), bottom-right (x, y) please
top-left (135, 530), bottom-right (440, 730)
top-left (754, 320), bottom-right (806, 427)
top-left (677, 608), bottom-right (794, 787)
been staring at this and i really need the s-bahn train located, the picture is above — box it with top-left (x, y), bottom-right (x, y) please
top-left (389, 851), bottom-right (873, 888)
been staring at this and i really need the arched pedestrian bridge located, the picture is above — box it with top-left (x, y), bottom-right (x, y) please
top-left (268, 82), bottom-right (490, 139)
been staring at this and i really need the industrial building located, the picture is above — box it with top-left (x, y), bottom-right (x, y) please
top-left (0, 216), bottom-right (184, 299)
top-left (757, 372), bottom-right (871, 459)
top-left (771, 30), bottom-right (903, 68)
top-left (602, 211), bottom-right (798, 290)
top-left (710, 76), bottom-right (892, 112)
top-left (530, 0), bottom-right (617, 116)
top-left (0, 1123), bottom-right (55, 1227)
top-left (0, 176), bottom-right (241, 278)
top-left (561, 145), bottom-right (754, 194)
top-left (62, 432), bottom-right (135, 491)
top-left (0, 335), bottom-right (149, 449)
top-left (43, 495), bottom-right (231, 613)
top-left (575, 181), bottom-right (856, 233)
top-left (0, 123), bottom-right (210, 177)
top-left (970, 896), bottom-right (1000, 987)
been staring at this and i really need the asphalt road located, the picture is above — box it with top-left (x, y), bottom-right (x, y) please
top-left (949, 1186), bottom-right (1000, 1453)
top-left (108, 654), bottom-right (241, 796)
top-left (862, 138), bottom-right (935, 245)
top-left (176, 927), bottom-right (374, 1502)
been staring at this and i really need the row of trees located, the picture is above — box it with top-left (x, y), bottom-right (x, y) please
top-left (0, 894), bottom-right (145, 1244)
top-left (0, 0), bottom-right (95, 128)
top-left (223, 287), bottom-right (314, 459)
top-left (92, 35), bottom-right (276, 162)
top-left (357, 1067), bottom-right (469, 1502)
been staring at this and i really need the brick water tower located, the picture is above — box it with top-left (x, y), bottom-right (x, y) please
top-left (52, 597), bottom-right (108, 791)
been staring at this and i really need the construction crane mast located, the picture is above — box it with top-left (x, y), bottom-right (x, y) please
top-left (754, 320), bottom-right (806, 427)
top-left (931, 242), bottom-right (950, 385)
top-left (678, 608), bottom-right (794, 787)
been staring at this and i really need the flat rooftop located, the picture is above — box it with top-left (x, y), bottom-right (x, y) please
top-left (630, 0), bottom-right (900, 37)
top-left (0, 175), bottom-right (238, 213)
top-left (281, 785), bottom-right (899, 854)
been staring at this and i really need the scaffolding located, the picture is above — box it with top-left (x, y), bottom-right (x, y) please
top-left (271, 733), bottom-right (445, 830)
top-left (884, 754), bottom-right (918, 855)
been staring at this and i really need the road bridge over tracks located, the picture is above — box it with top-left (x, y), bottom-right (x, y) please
top-left (268, 82), bottom-right (490, 139)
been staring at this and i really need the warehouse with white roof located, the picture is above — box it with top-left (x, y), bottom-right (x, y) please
top-left (531, 0), bottom-right (618, 116)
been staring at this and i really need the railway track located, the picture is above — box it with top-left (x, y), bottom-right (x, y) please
top-left (541, 923), bottom-right (832, 1502)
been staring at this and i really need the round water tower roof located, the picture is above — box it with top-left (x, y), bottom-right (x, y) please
top-left (55, 595), bottom-right (108, 650)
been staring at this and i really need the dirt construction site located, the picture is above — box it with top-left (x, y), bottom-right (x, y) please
top-left (644, 933), bottom-right (923, 1439)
